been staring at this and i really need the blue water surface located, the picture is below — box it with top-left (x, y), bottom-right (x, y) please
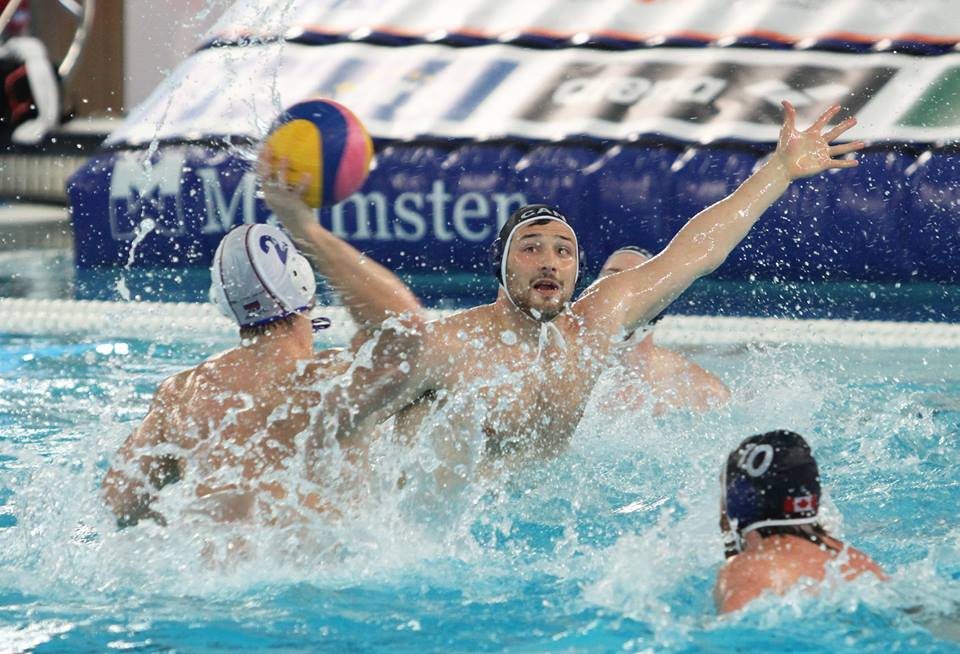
top-left (0, 327), bottom-right (958, 652)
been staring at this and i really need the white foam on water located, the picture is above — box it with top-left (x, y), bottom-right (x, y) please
top-left (0, 330), bottom-right (957, 651)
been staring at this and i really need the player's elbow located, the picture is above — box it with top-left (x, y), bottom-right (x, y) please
top-left (699, 249), bottom-right (729, 278)
top-left (707, 379), bottom-right (731, 406)
top-left (394, 288), bottom-right (423, 317)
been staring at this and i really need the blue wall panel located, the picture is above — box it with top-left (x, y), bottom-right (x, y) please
top-left (68, 142), bottom-right (960, 284)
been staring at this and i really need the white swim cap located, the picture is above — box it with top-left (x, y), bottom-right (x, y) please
top-left (209, 224), bottom-right (317, 328)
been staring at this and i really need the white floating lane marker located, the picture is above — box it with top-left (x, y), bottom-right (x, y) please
top-left (1, 298), bottom-right (959, 349)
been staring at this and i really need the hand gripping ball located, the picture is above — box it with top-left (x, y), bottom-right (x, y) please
top-left (262, 99), bottom-right (374, 208)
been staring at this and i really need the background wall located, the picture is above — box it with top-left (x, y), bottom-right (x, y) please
top-left (121, 0), bottom-right (227, 111)
top-left (31, 0), bottom-right (123, 116)
top-left (24, 0), bottom-right (227, 117)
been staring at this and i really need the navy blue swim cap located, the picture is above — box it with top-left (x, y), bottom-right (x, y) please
top-left (490, 204), bottom-right (584, 285)
top-left (607, 245), bottom-right (655, 261)
top-left (722, 430), bottom-right (821, 538)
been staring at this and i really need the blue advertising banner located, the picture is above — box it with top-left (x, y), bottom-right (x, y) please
top-left (67, 21), bottom-right (960, 283)
top-left (68, 137), bottom-right (960, 282)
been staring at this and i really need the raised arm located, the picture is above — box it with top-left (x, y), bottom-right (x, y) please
top-left (258, 153), bottom-right (422, 335)
top-left (101, 381), bottom-right (183, 527)
top-left (575, 102), bottom-right (863, 335)
top-left (315, 314), bottom-right (449, 441)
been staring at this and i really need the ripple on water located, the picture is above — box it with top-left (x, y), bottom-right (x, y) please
top-left (0, 335), bottom-right (958, 652)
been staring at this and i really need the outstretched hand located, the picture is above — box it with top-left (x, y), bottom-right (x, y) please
top-left (256, 147), bottom-right (316, 238)
top-left (775, 101), bottom-right (864, 180)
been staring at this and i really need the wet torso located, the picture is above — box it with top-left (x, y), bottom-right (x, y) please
top-left (157, 346), bottom-right (356, 521)
top-left (394, 304), bottom-right (614, 468)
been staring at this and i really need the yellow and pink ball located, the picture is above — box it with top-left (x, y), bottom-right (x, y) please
top-left (261, 99), bottom-right (373, 208)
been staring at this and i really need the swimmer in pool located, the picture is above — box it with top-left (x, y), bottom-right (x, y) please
top-left (593, 246), bottom-right (729, 415)
top-left (274, 102), bottom-right (863, 487)
top-left (101, 223), bottom-right (419, 527)
top-left (714, 430), bottom-right (887, 613)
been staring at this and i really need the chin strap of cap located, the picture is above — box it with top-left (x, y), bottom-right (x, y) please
top-left (499, 282), bottom-right (568, 360)
top-left (723, 519), bottom-right (743, 558)
top-left (537, 317), bottom-right (567, 358)
top-left (498, 215), bottom-right (578, 359)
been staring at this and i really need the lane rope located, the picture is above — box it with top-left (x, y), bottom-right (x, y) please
top-left (2, 297), bottom-right (959, 349)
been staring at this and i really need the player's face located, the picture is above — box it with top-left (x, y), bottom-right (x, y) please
top-left (504, 221), bottom-right (578, 321)
top-left (598, 251), bottom-right (649, 280)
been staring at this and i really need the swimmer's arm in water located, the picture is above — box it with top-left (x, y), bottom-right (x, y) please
top-left (575, 102), bottom-right (864, 335)
top-left (258, 153), bottom-right (422, 335)
top-left (645, 347), bottom-right (730, 411)
top-left (101, 381), bottom-right (184, 528)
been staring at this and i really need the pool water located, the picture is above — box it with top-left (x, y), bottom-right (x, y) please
top-left (0, 331), bottom-right (958, 652)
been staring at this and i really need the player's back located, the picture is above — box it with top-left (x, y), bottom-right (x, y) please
top-left (715, 533), bottom-right (885, 613)
top-left (158, 345), bottom-right (349, 522)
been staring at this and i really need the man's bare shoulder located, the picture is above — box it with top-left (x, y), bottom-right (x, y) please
top-left (778, 534), bottom-right (883, 578)
top-left (186, 347), bottom-right (247, 383)
top-left (714, 540), bottom-right (819, 613)
top-left (153, 363), bottom-right (205, 404)
top-left (642, 345), bottom-right (699, 382)
top-left (155, 347), bottom-right (263, 405)
top-left (431, 303), bottom-right (497, 331)
top-left (726, 537), bottom-right (828, 583)
top-left (839, 544), bottom-right (888, 581)
top-left (413, 304), bottom-right (502, 349)
top-left (719, 548), bottom-right (776, 584)
top-left (733, 536), bottom-right (836, 586)
top-left (716, 535), bottom-right (886, 612)
top-left (715, 554), bottom-right (774, 612)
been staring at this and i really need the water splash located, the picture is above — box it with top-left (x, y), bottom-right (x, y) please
top-left (114, 218), bottom-right (157, 301)
top-left (0, 335), bottom-right (958, 652)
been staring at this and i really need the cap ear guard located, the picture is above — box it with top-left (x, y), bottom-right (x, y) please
top-left (720, 462), bottom-right (742, 557)
top-left (489, 234), bottom-right (506, 283)
top-left (209, 245), bottom-right (239, 322)
top-left (286, 251), bottom-right (317, 309)
top-left (209, 278), bottom-right (235, 321)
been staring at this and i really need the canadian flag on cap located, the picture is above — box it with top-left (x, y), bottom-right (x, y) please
top-left (783, 494), bottom-right (818, 514)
